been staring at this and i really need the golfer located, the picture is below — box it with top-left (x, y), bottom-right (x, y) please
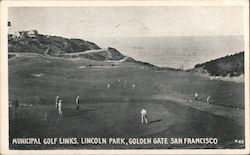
top-left (194, 92), bottom-right (199, 101)
top-left (55, 96), bottom-right (59, 109)
top-left (76, 96), bottom-right (80, 112)
top-left (207, 96), bottom-right (211, 104)
top-left (44, 113), bottom-right (48, 122)
top-left (58, 100), bottom-right (63, 116)
top-left (132, 84), bottom-right (135, 89)
top-left (141, 108), bottom-right (148, 124)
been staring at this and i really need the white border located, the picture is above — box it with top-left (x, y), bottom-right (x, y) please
top-left (0, 1), bottom-right (249, 155)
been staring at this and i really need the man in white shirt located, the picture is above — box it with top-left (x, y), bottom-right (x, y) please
top-left (141, 108), bottom-right (148, 124)
top-left (55, 96), bottom-right (59, 109)
top-left (76, 96), bottom-right (80, 112)
top-left (58, 100), bottom-right (63, 117)
top-left (132, 84), bottom-right (135, 89)
top-left (194, 92), bottom-right (198, 101)
top-left (207, 96), bottom-right (211, 104)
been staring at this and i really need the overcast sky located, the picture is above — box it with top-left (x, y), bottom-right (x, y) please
top-left (8, 6), bottom-right (244, 39)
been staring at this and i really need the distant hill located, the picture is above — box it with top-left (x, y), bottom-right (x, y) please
top-left (192, 52), bottom-right (244, 77)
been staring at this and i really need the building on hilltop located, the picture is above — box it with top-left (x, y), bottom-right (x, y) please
top-left (13, 30), bottom-right (38, 38)
top-left (27, 30), bottom-right (38, 38)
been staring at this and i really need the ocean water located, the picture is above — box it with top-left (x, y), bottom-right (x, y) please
top-left (91, 36), bottom-right (244, 69)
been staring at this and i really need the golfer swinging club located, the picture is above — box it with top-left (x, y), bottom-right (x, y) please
top-left (141, 108), bottom-right (148, 124)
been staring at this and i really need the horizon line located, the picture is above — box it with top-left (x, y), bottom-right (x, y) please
top-left (8, 30), bottom-right (244, 38)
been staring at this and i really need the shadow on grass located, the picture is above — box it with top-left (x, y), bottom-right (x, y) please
top-left (148, 119), bottom-right (162, 124)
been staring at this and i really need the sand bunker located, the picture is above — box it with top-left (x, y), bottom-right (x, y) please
top-left (78, 66), bottom-right (86, 69)
top-left (32, 73), bottom-right (44, 77)
top-left (20, 103), bottom-right (33, 107)
top-left (9, 103), bottom-right (32, 108)
top-left (78, 65), bottom-right (118, 69)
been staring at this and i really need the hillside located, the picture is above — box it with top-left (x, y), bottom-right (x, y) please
top-left (8, 30), bottom-right (141, 63)
top-left (8, 30), bottom-right (100, 56)
top-left (192, 52), bottom-right (244, 77)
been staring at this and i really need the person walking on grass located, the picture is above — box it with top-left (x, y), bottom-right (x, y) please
top-left (58, 100), bottom-right (63, 117)
top-left (207, 96), bottom-right (211, 104)
top-left (55, 96), bottom-right (59, 109)
top-left (132, 84), bottom-right (135, 89)
top-left (141, 108), bottom-right (148, 124)
top-left (76, 96), bottom-right (80, 112)
top-left (194, 92), bottom-right (199, 101)
top-left (44, 113), bottom-right (48, 122)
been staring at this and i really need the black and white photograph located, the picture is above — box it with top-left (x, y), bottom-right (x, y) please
top-left (0, 0), bottom-right (249, 154)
